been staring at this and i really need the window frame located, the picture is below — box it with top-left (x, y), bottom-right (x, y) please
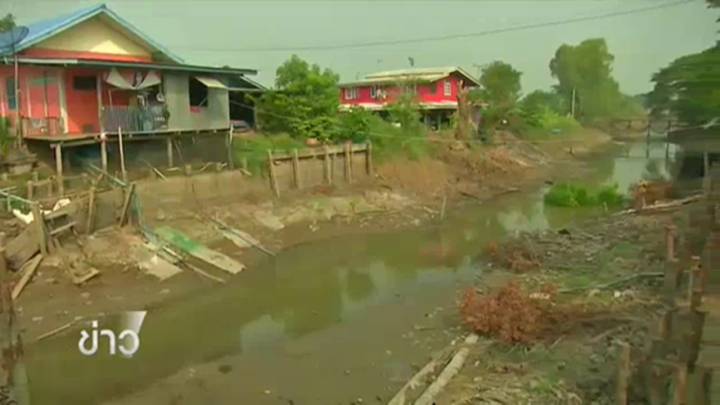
top-left (344, 87), bottom-right (358, 100)
top-left (73, 75), bottom-right (97, 91)
top-left (5, 77), bottom-right (16, 110)
top-left (443, 80), bottom-right (452, 96)
top-left (189, 77), bottom-right (209, 109)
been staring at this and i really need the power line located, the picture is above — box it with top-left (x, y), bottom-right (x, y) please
top-left (171, 0), bottom-right (696, 53)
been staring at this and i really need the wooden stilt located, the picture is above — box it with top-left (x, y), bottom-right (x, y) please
top-left (166, 137), bottom-right (174, 168)
top-left (226, 130), bottom-right (234, 170)
top-left (118, 127), bottom-right (127, 182)
top-left (54, 144), bottom-right (64, 196)
top-left (100, 134), bottom-right (108, 172)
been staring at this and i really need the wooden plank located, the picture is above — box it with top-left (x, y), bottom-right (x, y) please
top-left (49, 221), bottom-right (76, 237)
top-left (30, 204), bottom-right (47, 257)
top-left (5, 227), bottom-right (38, 270)
top-left (11, 254), bottom-right (42, 301)
top-left (154, 226), bottom-right (245, 274)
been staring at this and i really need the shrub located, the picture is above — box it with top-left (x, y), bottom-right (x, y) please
top-left (544, 183), bottom-right (625, 207)
top-left (459, 281), bottom-right (559, 344)
top-left (233, 134), bottom-right (305, 174)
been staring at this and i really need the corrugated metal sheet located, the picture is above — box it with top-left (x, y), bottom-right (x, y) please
top-left (195, 76), bottom-right (227, 89)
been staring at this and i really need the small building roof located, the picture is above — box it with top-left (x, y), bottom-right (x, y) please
top-left (8, 4), bottom-right (184, 63)
top-left (340, 66), bottom-right (480, 87)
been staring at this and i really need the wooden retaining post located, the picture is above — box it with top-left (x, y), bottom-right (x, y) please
top-left (292, 149), bottom-right (301, 189)
top-left (54, 143), bottom-right (64, 196)
top-left (344, 143), bottom-right (352, 183)
top-left (25, 180), bottom-right (32, 200)
top-left (166, 137), bottom-right (174, 168)
top-left (323, 145), bottom-right (331, 185)
top-left (616, 342), bottom-right (631, 405)
top-left (366, 141), bottom-right (373, 176)
top-left (118, 127), bottom-right (127, 182)
top-left (118, 183), bottom-right (136, 227)
top-left (267, 150), bottom-right (280, 198)
top-left (100, 133), bottom-right (108, 172)
top-left (666, 224), bottom-right (677, 262)
top-left (31, 203), bottom-right (47, 256)
top-left (673, 363), bottom-right (688, 405)
top-left (0, 233), bottom-right (31, 405)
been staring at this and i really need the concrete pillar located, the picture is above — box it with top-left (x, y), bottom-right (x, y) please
top-left (54, 144), bottom-right (64, 196)
top-left (166, 137), bottom-right (174, 168)
top-left (100, 135), bottom-right (108, 172)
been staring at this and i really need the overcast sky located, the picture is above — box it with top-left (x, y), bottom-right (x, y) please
top-left (2, 0), bottom-right (718, 94)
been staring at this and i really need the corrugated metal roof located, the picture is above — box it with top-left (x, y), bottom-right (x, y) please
top-left (5, 4), bottom-right (184, 63)
top-left (339, 66), bottom-right (479, 87)
top-left (10, 57), bottom-right (258, 76)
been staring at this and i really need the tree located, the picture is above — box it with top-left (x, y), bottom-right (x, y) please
top-left (256, 55), bottom-right (339, 140)
top-left (478, 61), bottom-right (522, 108)
top-left (0, 13), bottom-right (15, 32)
top-left (648, 45), bottom-right (720, 125)
top-left (549, 38), bottom-right (626, 120)
top-left (518, 90), bottom-right (566, 127)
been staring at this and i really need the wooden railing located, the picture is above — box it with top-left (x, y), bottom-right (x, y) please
top-left (101, 106), bottom-right (168, 133)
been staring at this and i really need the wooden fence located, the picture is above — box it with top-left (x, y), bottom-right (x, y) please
top-left (266, 143), bottom-right (373, 197)
top-left (616, 163), bottom-right (720, 404)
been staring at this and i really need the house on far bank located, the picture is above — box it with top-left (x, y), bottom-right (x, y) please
top-left (0, 4), bottom-right (263, 176)
top-left (338, 67), bottom-right (480, 128)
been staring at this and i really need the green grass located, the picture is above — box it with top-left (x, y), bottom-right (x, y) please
top-left (544, 183), bottom-right (625, 208)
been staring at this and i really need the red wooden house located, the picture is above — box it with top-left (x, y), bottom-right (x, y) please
top-left (0, 4), bottom-right (263, 176)
top-left (338, 67), bottom-right (479, 127)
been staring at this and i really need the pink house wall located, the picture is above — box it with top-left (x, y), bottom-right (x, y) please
top-left (340, 72), bottom-right (468, 107)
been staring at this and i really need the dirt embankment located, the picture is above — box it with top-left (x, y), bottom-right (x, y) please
top-left (409, 209), bottom-right (673, 404)
top-left (10, 128), bottom-right (613, 339)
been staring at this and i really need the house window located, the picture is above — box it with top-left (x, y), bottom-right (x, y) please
top-left (443, 80), bottom-right (452, 96)
top-left (370, 86), bottom-right (379, 99)
top-left (189, 77), bottom-right (208, 108)
top-left (403, 84), bottom-right (417, 95)
top-left (344, 87), bottom-right (358, 100)
top-left (5, 77), bottom-right (16, 110)
top-left (73, 76), bottom-right (97, 91)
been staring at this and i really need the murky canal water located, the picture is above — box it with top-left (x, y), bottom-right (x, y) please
top-left (24, 138), bottom-right (677, 404)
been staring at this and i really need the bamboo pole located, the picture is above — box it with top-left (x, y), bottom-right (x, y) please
top-left (673, 363), bottom-right (688, 405)
top-left (344, 142), bottom-right (352, 183)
